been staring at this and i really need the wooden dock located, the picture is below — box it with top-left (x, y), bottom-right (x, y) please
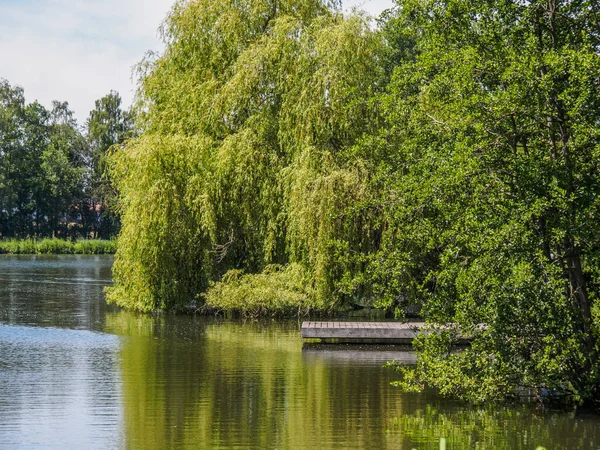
top-left (301, 321), bottom-right (427, 344)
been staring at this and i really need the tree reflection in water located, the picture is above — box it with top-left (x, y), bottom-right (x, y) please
top-left (105, 312), bottom-right (600, 450)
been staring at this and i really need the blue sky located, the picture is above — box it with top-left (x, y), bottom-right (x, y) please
top-left (0, 0), bottom-right (394, 124)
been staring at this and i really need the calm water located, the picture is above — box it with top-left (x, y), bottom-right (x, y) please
top-left (0, 255), bottom-right (599, 449)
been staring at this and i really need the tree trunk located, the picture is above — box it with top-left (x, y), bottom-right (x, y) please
top-left (564, 239), bottom-right (592, 335)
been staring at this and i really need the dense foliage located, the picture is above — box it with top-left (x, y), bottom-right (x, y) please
top-left (0, 82), bottom-right (132, 239)
top-left (109, 0), bottom-right (600, 405)
top-left (88, 92), bottom-right (135, 238)
top-left (381, 0), bottom-right (600, 406)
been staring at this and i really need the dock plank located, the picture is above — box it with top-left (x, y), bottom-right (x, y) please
top-left (301, 321), bottom-right (465, 344)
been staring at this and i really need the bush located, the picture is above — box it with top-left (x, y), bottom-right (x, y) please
top-left (203, 264), bottom-right (325, 317)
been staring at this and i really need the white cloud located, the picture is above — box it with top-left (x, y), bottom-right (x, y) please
top-left (0, 0), bottom-right (171, 125)
top-left (0, 0), bottom-right (393, 125)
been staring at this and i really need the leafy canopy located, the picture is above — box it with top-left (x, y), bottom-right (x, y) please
top-left (107, 0), bottom-right (386, 312)
top-left (380, 0), bottom-right (600, 404)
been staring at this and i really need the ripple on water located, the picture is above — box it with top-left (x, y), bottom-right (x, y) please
top-left (1, 256), bottom-right (600, 450)
top-left (0, 324), bottom-right (123, 450)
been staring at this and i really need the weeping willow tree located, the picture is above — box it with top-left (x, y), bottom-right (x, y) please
top-left (107, 0), bottom-right (386, 313)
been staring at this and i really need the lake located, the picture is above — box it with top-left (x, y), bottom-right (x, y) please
top-left (0, 255), bottom-right (598, 449)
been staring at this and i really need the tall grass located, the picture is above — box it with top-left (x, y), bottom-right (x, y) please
top-left (0, 238), bottom-right (117, 255)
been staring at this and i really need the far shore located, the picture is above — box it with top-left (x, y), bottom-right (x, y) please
top-left (0, 238), bottom-right (117, 255)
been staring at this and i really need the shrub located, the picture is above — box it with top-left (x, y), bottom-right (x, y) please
top-left (203, 264), bottom-right (324, 317)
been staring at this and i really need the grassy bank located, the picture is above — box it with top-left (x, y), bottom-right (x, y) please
top-left (0, 238), bottom-right (117, 255)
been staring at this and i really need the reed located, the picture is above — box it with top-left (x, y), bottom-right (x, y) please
top-left (0, 238), bottom-right (117, 255)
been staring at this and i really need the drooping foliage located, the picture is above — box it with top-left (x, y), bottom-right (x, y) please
top-left (378, 0), bottom-right (600, 404)
top-left (107, 0), bottom-right (386, 312)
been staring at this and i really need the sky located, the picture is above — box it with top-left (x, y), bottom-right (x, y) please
top-left (0, 0), bottom-right (394, 125)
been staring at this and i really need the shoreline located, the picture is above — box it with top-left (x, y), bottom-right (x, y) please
top-left (0, 238), bottom-right (117, 255)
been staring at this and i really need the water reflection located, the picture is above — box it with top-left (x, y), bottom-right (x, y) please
top-left (389, 403), bottom-right (600, 449)
top-left (0, 256), bottom-right (599, 449)
top-left (0, 254), bottom-right (114, 330)
top-left (105, 311), bottom-right (600, 450)
top-left (106, 313), bottom-right (407, 449)
top-left (302, 344), bottom-right (418, 365)
top-left (0, 324), bottom-right (122, 449)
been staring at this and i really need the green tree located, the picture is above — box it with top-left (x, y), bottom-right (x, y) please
top-left (379, 0), bottom-right (600, 404)
top-left (39, 101), bottom-right (87, 236)
top-left (0, 80), bottom-right (88, 238)
top-left (107, 0), bottom-right (385, 312)
top-left (86, 91), bottom-right (133, 238)
top-left (0, 82), bottom-right (49, 237)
